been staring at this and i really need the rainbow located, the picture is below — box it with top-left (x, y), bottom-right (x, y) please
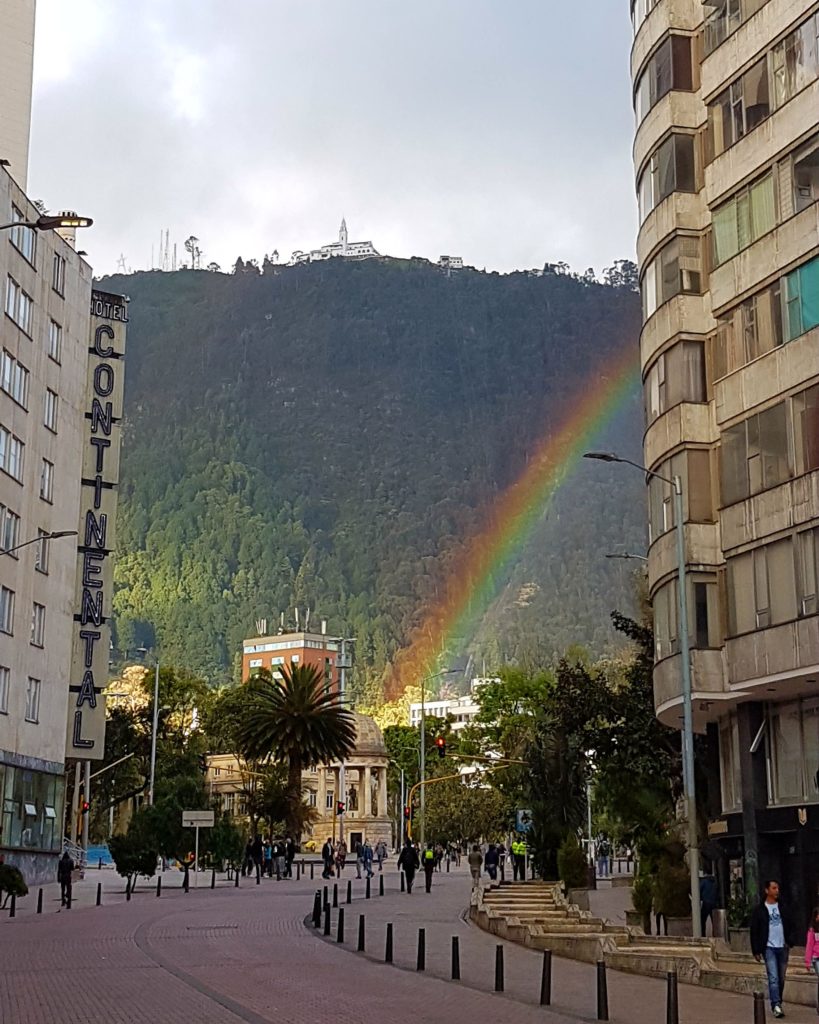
top-left (384, 346), bottom-right (641, 698)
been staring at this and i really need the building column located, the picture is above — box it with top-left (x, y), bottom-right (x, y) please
top-left (737, 702), bottom-right (766, 902)
top-left (378, 767), bottom-right (388, 818)
top-left (317, 766), bottom-right (327, 821)
top-left (362, 766), bottom-right (371, 817)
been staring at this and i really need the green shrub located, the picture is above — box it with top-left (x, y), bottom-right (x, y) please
top-left (0, 864), bottom-right (28, 907)
top-left (654, 862), bottom-right (691, 918)
top-left (631, 873), bottom-right (654, 916)
top-left (727, 893), bottom-right (754, 929)
top-left (557, 833), bottom-right (588, 889)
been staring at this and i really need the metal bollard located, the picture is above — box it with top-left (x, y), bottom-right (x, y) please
top-left (495, 945), bottom-right (504, 992)
top-left (337, 907), bottom-right (345, 943)
top-left (417, 928), bottom-right (426, 971)
top-left (451, 936), bottom-right (461, 980)
top-left (323, 905), bottom-right (331, 936)
top-left (9, 893), bottom-right (16, 918)
top-left (296, 861), bottom-right (301, 881)
top-left (596, 960), bottom-right (609, 1021)
top-left (157, 876), bottom-right (162, 898)
top-left (310, 862), bottom-right (314, 880)
top-left (385, 922), bottom-right (393, 963)
top-left (96, 883), bottom-right (102, 907)
top-left (67, 889), bottom-right (72, 910)
top-left (346, 880), bottom-right (352, 904)
top-left (447, 858), bottom-right (450, 873)
top-left (357, 914), bottom-right (366, 951)
top-left (540, 949), bottom-right (552, 1005)
top-left (366, 877), bottom-right (371, 899)
top-left (666, 970), bottom-right (679, 1024)
top-left (126, 881), bottom-right (132, 901)
top-left (211, 868), bottom-right (216, 890)
top-left (99, 857), bottom-right (103, 870)
top-left (379, 874), bottom-right (384, 897)
top-left (38, 888), bottom-right (44, 914)
top-left (323, 885), bottom-right (329, 910)
top-left (312, 890), bottom-right (322, 927)
top-left (400, 871), bottom-right (405, 892)
top-left (184, 872), bottom-right (190, 894)
top-left (500, 863), bottom-right (505, 883)
top-left (333, 883), bottom-right (338, 908)
top-left (753, 992), bottom-right (767, 1024)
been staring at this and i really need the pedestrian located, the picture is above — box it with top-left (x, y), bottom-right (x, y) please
top-left (284, 836), bottom-right (296, 878)
top-left (512, 835), bottom-right (527, 881)
top-left (699, 872), bottom-right (718, 936)
top-left (57, 850), bottom-right (74, 907)
top-left (242, 839), bottom-right (253, 877)
top-left (397, 839), bottom-right (420, 894)
top-left (321, 837), bottom-right (335, 879)
top-left (362, 839), bottom-right (374, 878)
top-left (468, 843), bottom-right (483, 887)
top-left (263, 839), bottom-right (273, 878)
top-left (335, 839), bottom-right (347, 875)
top-left (375, 839), bottom-right (387, 871)
top-left (434, 843), bottom-right (444, 870)
top-left (274, 839), bottom-right (286, 878)
top-left (804, 906), bottom-right (819, 1012)
top-left (597, 836), bottom-right (611, 878)
top-left (251, 835), bottom-right (263, 881)
top-left (484, 842), bottom-right (499, 881)
top-left (422, 843), bottom-right (436, 893)
top-left (751, 879), bottom-right (796, 1019)
top-left (354, 838), bottom-right (365, 879)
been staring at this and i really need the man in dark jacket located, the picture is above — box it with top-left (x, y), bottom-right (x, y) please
top-left (750, 879), bottom-right (796, 1018)
top-left (57, 851), bottom-right (74, 907)
top-left (397, 840), bottom-right (420, 894)
top-left (321, 838), bottom-right (334, 879)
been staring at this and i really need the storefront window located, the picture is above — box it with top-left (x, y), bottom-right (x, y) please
top-left (0, 764), bottom-right (64, 852)
top-left (767, 699), bottom-right (819, 805)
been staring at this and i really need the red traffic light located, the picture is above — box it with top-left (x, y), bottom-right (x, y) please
top-left (403, 806), bottom-right (411, 820)
top-left (81, 801), bottom-right (90, 814)
top-left (436, 736), bottom-right (446, 758)
top-left (336, 801), bottom-right (345, 815)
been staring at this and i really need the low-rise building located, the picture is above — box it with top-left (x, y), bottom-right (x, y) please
top-left (289, 219), bottom-right (380, 264)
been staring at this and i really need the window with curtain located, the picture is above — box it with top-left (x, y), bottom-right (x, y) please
top-left (712, 172), bottom-right (776, 265)
top-left (653, 578), bottom-right (679, 660)
top-left (784, 256), bottom-right (819, 341)
top-left (796, 528), bottom-right (818, 617)
top-left (793, 383), bottom-right (819, 475)
top-left (719, 401), bottom-right (790, 505)
top-left (634, 35), bottom-right (693, 125)
top-left (644, 340), bottom-right (705, 424)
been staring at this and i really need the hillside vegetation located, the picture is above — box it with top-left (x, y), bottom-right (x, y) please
top-left (104, 258), bottom-right (646, 698)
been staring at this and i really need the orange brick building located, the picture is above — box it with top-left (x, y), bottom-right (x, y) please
top-left (241, 630), bottom-right (345, 693)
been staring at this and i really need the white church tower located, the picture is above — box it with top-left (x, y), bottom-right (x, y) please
top-left (339, 217), bottom-right (348, 252)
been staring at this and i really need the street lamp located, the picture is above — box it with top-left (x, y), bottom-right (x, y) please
top-left (0, 528), bottom-right (77, 556)
top-left (605, 551), bottom-right (648, 563)
top-left (330, 636), bottom-right (355, 845)
top-left (418, 668), bottom-right (458, 847)
top-left (0, 212), bottom-right (93, 232)
top-left (584, 450), bottom-right (701, 938)
top-left (134, 648), bottom-right (161, 807)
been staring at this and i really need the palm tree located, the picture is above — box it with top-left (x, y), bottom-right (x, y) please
top-left (236, 664), bottom-right (357, 839)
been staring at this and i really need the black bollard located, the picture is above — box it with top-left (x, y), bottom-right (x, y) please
top-left (156, 876), bottom-right (162, 898)
top-left (211, 868), bottom-right (216, 890)
top-left (276, 862), bottom-right (281, 881)
top-left (234, 870), bottom-right (239, 888)
top-left (451, 936), bottom-right (461, 980)
top-left (184, 871), bottom-right (190, 894)
top-left (666, 970), bottom-right (679, 1024)
top-left (323, 905), bottom-right (331, 936)
top-left (310, 862), bottom-right (314, 880)
top-left (296, 861), bottom-right (300, 881)
top-left (67, 889), bottom-right (72, 910)
top-left (346, 879), bottom-right (352, 904)
top-left (366, 876), bottom-right (371, 899)
top-left (500, 863), bottom-right (505, 883)
top-left (446, 858), bottom-right (450, 873)
top-left (99, 857), bottom-right (103, 870)
top-left (323, 885), bottom-right (329, 910)
top-left (126, 880), bottom-right (132, 901)
top-left (96, 883), bottom-right (102, 907)
top-left (495, 945), bottom-right (504, 992)
top-left (358, 914), bottom-right (366, 952)
top-left (540, 949), bottom-right (552, 1006)
top-left (379, 874), bottom-right (384, 897)
top-left (385, 922), bottom-right (393, 963)
top-left (337, 907), bottom-right (345, 943)
top-left (256, 866), bottom-right (260, 886)
top-left (9, 893), bottom-right (15, 918)
top-left (38, 888), bottom-right (44, 914)
top-left (596, 960), bottom-right (609, 1021)
top-left (400, 871), bottom-right (405, 893)
top-left (753, 992), bottom-right (766, 1024)
top-left (312, 890), bottom-right (322, 927)
top-left (417, 928), bottom-right (426, 971)
top-left (333, 883), bottom-right (338, 908)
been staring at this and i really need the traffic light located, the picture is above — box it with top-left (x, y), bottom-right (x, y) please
top-left (336, 801), bottom-right (345, 816)
top-left (436, 735), bottom-right (446, 759)
top-left (403, 805), bottom-right (411, 821)
top-left (198, 754), bottom-right (208, 775)
top-left (81, 800), bottom-right (90, 814)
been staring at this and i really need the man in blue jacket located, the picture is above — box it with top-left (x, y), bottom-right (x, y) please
top-left (750, 879), bottom-right (797, 1019)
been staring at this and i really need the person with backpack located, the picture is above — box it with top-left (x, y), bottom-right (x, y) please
top-left (422, 842), bottom-right (436, 893)
top-left (484, 842), bottom-right (499, 881)
top-left (597, 836), bottom-right (611, 878)
top-left (397, 839), bottom-right (420, 894)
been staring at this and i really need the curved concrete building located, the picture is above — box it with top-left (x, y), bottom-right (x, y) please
top-left (630, 0), bottom-right (819, 909)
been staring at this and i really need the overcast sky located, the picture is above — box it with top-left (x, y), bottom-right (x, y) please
top-left (29, 1), bottom-right (637, 277)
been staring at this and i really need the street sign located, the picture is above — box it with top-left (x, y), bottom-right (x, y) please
top-left (516, 808), bottom-right (533, 832)
top-left (182, 810), bottom-right (214, 827)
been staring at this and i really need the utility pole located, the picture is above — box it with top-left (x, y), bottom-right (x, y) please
top-left (148, 659), bottom-right (160, 805)
top-left (338, 638), bottom-right (346, 845)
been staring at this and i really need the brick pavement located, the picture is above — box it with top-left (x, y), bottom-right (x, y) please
top-left (0, 860), bottom-right (814, 1024)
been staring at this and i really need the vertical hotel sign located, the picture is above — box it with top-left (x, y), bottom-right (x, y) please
top-left (66, 290), bottom-right (127, 759)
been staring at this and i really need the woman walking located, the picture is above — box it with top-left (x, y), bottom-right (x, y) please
top-left (804, 906), bottom-right (819, 1013)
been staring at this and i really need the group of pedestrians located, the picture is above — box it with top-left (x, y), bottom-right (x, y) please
top-left (320, 837), bottom-right (388, 879)
top-left (242, 835), bottom-right (296, 879)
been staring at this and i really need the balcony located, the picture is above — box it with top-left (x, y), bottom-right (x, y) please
top-left (631, 0), bottom-right (703, 83)
top-left (647, 521), bottom-right (722, 592)
top-left (653, 648), bottom-right (727, 729)
top-left (634, 91), bottom-right (703, 177)
top-left (643, 401), bottom-right (715, 467)
top-left (640, 294), bottom-right (714, 368)
top-left (637, 190), bottom-right (709, 267)
top-left (720, 470), bottom-right (819, 552)
top-left (725, 617), bottom-right (819, 689)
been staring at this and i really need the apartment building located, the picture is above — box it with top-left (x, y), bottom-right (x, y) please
top-left (631, 0), bottom-right (819, 911)
top-left (241, 628), bottom-right (345, 691)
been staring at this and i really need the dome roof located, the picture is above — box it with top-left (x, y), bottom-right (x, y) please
top-left (352, 712), bottom-right (387, 757)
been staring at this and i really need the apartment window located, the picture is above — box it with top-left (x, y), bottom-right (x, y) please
top-left (308, 790), bottom-right (317, 808)
top-left (248, 658), bottom-right (262, 668)
top-left (645, 340), bottom-right (706, 424)
top-left (707, 59), bottom-right (770, 161)
top-left (326, 791), bottom-right (335, 810)
top-left (770, 14), bottom-right (819, 110)
top-left (653, 575), bottom-right (718, 655)
top-left (43, 389), bottom-right (59, 432)
top-left (637, 134), bottom-right (696, 223)
top-left (719, 714), bottom-right (742, 813)
top-left (34, 529), bottom-right (49, 574)
top-left (31, 603), bottom-right (45, 647)
top-left (793, 384), bottom-right (819, 475)
top-left (0, 504), bottom-right (21, 555)
top-left (0, 424), bottom-right (25, 482)
top-left (704, 0), bottom-right (767, 55)
top-left (712, 281), bottom-right (784, 379)
top-left (24, 677), bottom-right (40, 723)
top-left (0, 586), bottom-right (14, 634)
top-left (796, 528), bottom-right (819, 617)
top-left (767, 699), bottom-right (819, 806)
top-left (9, 206), bottom-right (36, 264)
top-left (641, 236), bottom-right (702, 320)
top-left (51, 253), bottom-right (65, 296)
top-left (654, 578), bottom-right (679, 659)
top-left (793, 136), bottom-right (819, 213)
top-left (40, 458), bottom-right (54, 502)
top-left (712, 172), bottom-right (776, 266)
top-left (783, 256), bottom-right (819, 342)
top-left (720, 402), bottom-right (790, 505)
top-left (0, 666), bottom-right (8, 714)
top-left (0, 349), bottom-right (30, 407)
top-left (47, 319), bottom-right (62, 362)
top-left (5, 276), bottom-right (33, 335)
top-left (634, 35), bottom-right (693, 124)
top-left (727, 538), bottom-right (796, 634)
top-left (630, 0), bottom-right (662, 35)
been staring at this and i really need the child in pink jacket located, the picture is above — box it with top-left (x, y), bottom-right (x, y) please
top-left (805, 907), bottom-right (819, 981)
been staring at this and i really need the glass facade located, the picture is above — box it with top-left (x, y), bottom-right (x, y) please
top-left (0, 763), bottom-right (64, 854)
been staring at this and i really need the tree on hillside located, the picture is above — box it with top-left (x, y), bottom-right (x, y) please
top-left (235, 664), bottom-right (356, 839)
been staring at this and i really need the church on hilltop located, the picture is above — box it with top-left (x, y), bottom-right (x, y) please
top-left (289, 218), bottom-right (380, 264)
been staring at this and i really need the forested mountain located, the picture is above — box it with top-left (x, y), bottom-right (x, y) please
top-left (104, 257), bottom-right (646, 699)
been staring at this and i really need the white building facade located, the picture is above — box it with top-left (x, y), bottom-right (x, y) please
top-left (290, 219), bottom-right (380, 265)
top-left (0, 0), bottom-right (36, 189)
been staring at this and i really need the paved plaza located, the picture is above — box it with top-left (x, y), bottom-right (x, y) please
top-left (1, 862), bottom-right (815, 1024)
